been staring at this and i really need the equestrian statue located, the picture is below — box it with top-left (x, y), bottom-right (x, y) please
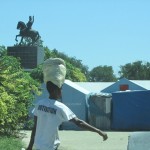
top-left (15, 16), bottom-right (40, 46)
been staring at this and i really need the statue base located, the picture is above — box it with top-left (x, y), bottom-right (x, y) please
top-left (7, 46), bottom-right (44, 70)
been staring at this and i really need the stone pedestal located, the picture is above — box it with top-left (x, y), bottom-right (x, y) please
top-left (7, 46), bottom-right (44, 70)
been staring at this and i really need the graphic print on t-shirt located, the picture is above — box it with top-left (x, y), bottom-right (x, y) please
top-left (38, 105), bottom-right (57, 114)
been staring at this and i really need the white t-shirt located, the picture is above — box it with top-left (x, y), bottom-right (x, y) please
top-left (33, 98), bottom-right (76, 150)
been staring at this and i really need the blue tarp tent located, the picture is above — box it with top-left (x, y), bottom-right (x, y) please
top-left (111, 90), bottom-right (150, 130)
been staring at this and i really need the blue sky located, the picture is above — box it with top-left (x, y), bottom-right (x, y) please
top-left (1, 0), bottom-right (150, 76)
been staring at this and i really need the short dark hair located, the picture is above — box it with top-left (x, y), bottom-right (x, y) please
top-left (46, 81), bottom-right (61, 94)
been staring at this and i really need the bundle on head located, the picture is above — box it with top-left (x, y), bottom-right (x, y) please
top-left (43, 58), bottom-right (66, 88)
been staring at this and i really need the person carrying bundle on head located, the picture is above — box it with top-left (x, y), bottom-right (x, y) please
top-left (26, 58), bottom-right (108, 150)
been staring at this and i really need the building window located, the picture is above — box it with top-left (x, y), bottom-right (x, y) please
top-left (120, 84), bottom-right (129, 91)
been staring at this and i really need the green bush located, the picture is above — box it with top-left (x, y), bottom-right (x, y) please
top-left (24, 118), bottom-right (34, 130)
top-left (0, 56), bottom-right (41, 135)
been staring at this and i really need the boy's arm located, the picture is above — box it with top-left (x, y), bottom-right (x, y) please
top-left (26, 116), bottom-right (37, 150)
top-left (70, 117), bottom-right (108, 141)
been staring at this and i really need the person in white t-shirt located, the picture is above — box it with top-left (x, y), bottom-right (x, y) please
top-left (26, 58), bottom-right (108, 150)
top-left (26, 81), bottom-right (108, 150)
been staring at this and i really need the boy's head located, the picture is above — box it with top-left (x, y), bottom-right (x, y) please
top-left (43, 58), bottom-right (66, 100)
top-left (46, 81), bottom-right (62, 100)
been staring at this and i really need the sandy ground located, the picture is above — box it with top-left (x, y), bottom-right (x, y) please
top-left (21, 130), bottom-right (130, 150)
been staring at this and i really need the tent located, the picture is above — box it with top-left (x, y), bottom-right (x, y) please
top-left (111, 90), bottom-right (150, 130)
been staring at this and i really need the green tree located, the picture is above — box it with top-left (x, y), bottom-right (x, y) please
top-left (44, 48), bottom-right (89, 78)
top-left (119, 61), bottom-right (150, 80)
top-left (0, 56), bottom-right (41, 135)
top-left (0, 45), bottom-right (7, 57)
top-left (66, 62), bottom-right (87, 81)
top-left (31, 47), bottom-right (88, 82)
top-left (30, 64), bottom-right (43, 82)
top-left (90, 65), bottom-right (117, 82)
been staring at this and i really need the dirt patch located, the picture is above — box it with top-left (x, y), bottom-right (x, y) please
top-left (21, 130), bottom-right (130, 150)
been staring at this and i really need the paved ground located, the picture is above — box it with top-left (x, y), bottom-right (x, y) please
top-left (21, 130), bottom-right (130, 150)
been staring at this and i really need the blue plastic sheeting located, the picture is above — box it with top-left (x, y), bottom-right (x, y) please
top-left (111, 90), bottom-right (150, 130)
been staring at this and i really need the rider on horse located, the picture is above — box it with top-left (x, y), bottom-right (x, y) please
top-left (16, 16), bottom-right (40, 45)
top-left (22, 16), bottom-right (34, 33)
top-left (26, 16), bottom-right (34, 30)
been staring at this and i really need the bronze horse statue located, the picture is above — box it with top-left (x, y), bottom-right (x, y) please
top-left (15, 21), bottom-right (40, 45)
